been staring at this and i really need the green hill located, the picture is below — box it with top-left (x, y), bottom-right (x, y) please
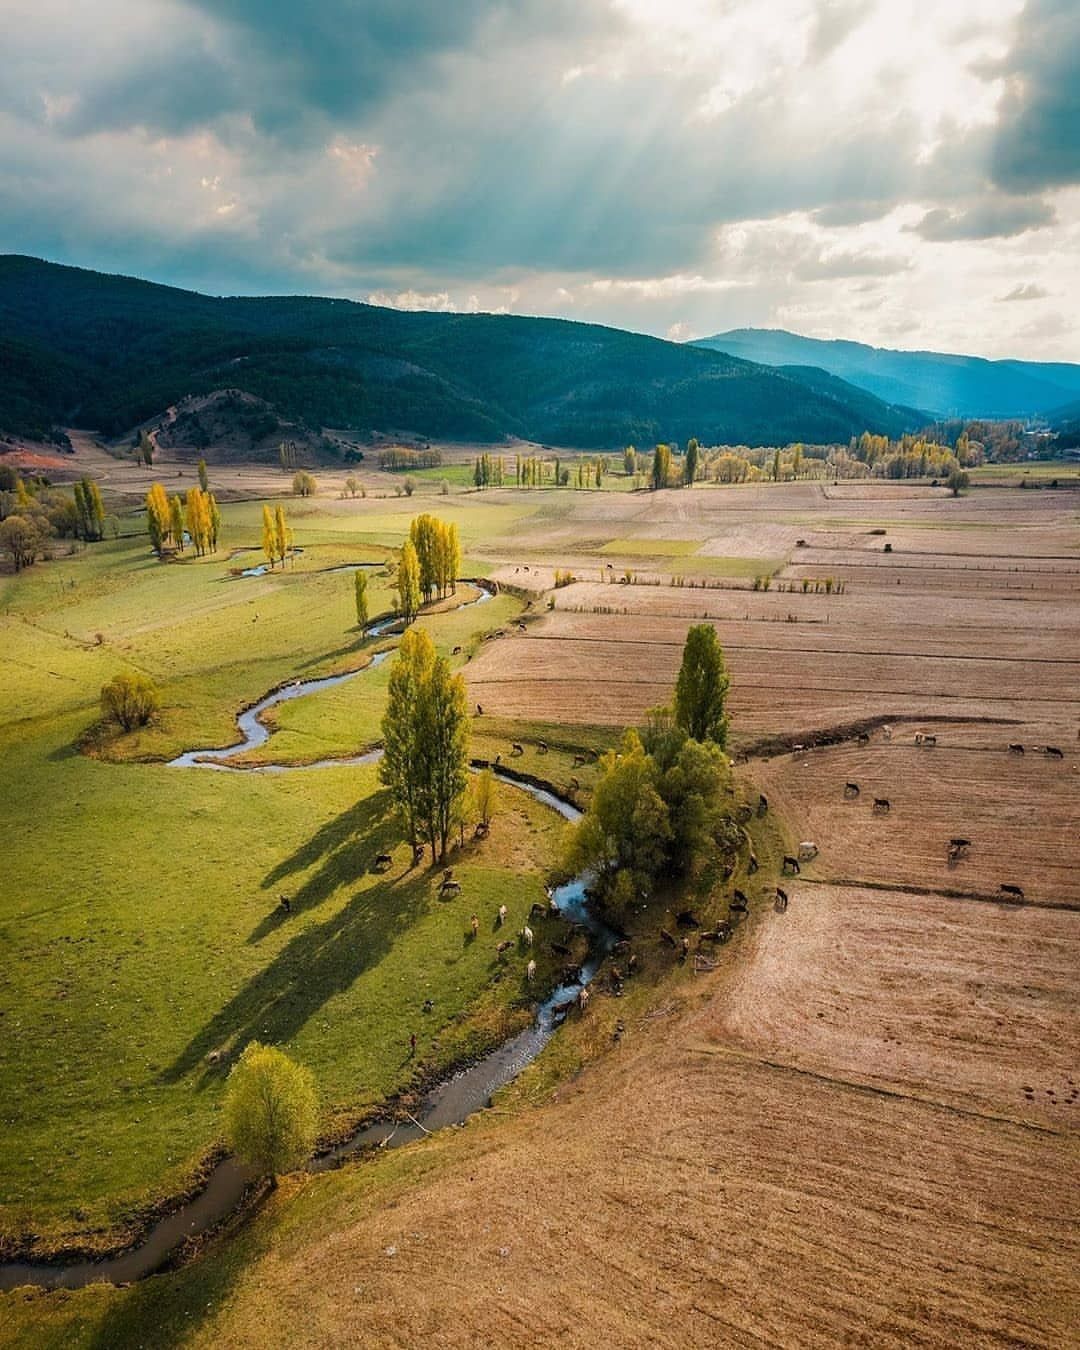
top-left (0, 256), bottom-right (921, 451)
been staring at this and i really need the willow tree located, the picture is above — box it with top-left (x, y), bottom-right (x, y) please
top-left (673, 624), bottom-right (730, 746)
top-left (223, 1043), bottom-right (318, 1187)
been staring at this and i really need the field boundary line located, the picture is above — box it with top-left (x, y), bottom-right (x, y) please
top-left (685, 1042), bottom-right (1066, 1138)
top-left (798, 876), bottom-right (1080, 915)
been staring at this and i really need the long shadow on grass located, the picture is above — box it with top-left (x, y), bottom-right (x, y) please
top-left (250, 795), bottom-right (398, 944)
top-left (162, 799), bottom-right (428, 1088)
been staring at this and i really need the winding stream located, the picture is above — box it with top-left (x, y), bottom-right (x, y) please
top-left (0, 583), bottom-right (613, 1292)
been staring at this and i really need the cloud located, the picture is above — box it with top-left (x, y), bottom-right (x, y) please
top-left (997, 281), bottom-right (1050, 301)
top-left (908, 196), bottom-right (1057, 240)
top-left (990, 0), bottom-right (1080, 192)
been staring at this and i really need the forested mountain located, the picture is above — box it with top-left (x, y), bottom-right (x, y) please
top-left (693, 328), bottom-right (1080, 419)
top-left (0, 256), bottom-right (920, 452)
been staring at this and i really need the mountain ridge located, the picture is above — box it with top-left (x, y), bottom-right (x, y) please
top-left (692, 327), bottom-right (1080, 419)
top-left (0, 256), bottom-right (920, 452)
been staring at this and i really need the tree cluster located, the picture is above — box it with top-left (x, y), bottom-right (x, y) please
top-left (100, 672), bottom-right (160, 730)
top-left (566, 624), bottom-right (735, 911)
top-left (408, 513), bottom-right (461, 603)
top-left (378, 446), bottom-right (442, 471)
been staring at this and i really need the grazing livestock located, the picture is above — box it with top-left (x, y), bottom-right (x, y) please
top-left (775, 888), bottom-right (789, 912)
top-left (569, 776), bottom-right (580, 790)
top-left (452, 645), bottom-right (462, 655)
top-left (496, 940), bottom-right (513, 955)
top-left (526, 959), bottom-right (536, 982)
top-left (844, 781), bottom-right (860, 798)
top-left (550, 940), bottom-right (571, 957)
top-left (856, 732), bottom-right (870, 745)
top-left (537, 741), bottom-right (548, 754)
top-left (470, 914), bottom-right (479, 938)
top-left (701, 922), bottom-right (732, 943)
top-left (374, 853), bottom-right (393, 871)
top-left (529, 901), bottom-right (548, 920)
top-left (660, 927), bottom-right (678, 947)
top-left (511, 743), bottom-right (524, 757)
top-left (1008, 743), bottom-right (1025, 755)
top-left (730, 891), bottom-right (749, 914)
top-left (440, 879), bottom-right (462, 897)
top-left (882, 725), bottom-right (892, 741)
top-left (521, 925), bottom-right (534, 947)
top-left (573, 754), bottom-right (586, 768)
top-left (494, 753), bottom-right (502, 767)
top-left (577, 987), bottom-right (590, 1011)
top-left (627, 952), bottom-right (639, 971)
top-left (676, 909), bottom-right (702, 928)
top-left (411, 844), bottom-right (425, 867)
top-left (782, 855), bottom-right (801, 875)
top-left (1045, 746), bottom-right (1064, 759)
top-left (563, 963), bottom-right (583, 983)
top-left (497, 904), bottom-right (508, 926)
top-left (798, 841), bottom-right (818, 861)
top-left (517, 623), bottom-right (527, 633)
top-left (747, 852), bottom-right (759, 875)
top-left (1000, 884), bottom-right (1025, 901)
top-left (873, 797), bottom-right (891, 813)
top-left (278, 894), bottom-right (291, 914)
top-left (680, 937), bottom-right (691, 961)
top-left (476, 703), bottom-right (484, 715)
top-left (757, 793), bottom-right (769, 816)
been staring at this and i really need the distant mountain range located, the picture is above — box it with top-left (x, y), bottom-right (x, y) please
top-left (0, 257), bottom-right (922, 454)
top-left (692, 329), bottom-right (1080, 420)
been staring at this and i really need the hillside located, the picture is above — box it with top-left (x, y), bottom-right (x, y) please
top-left (0, 256), bottom-right (920, 452)
top-left (693, 328), bottom-right (1080, 419)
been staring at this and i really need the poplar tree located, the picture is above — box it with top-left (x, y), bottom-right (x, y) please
top-left (146, 483), bottom-right (170, 553)
top-left (354, 570), bottom-right (369, 633)
top-left (673, 624), bottom-right (730, 746)
top-left (197, 458), bottom-right (209, 492)
top-left (379, 628), bottom-right (435, 845)
top-left (169, 494), bottom-right (185, 551)
top-left (685, 438), bottom-right (699, 487)
top-left (651, 444), bottom-right (672, 490)
top-left (397, 538), bottom-right (421, 624)
top-left (261, 504), bottom-right (276, 569)
top-left (274, 504), bottom-right (289, 566)
top-left (208, 493), bottom-right (221, 551)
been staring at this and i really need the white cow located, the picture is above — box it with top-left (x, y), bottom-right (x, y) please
top-left (526, 959), bottom-right (536, 982)
top-left (521, 925), bottom-right (534, 947)
top-left (798, 841), bottom-right (819, 861)
top-left (497, 904), bottom-right (508, 926)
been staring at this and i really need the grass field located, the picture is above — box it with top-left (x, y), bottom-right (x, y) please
top-left (0, 500), bottom-right (582, 1252)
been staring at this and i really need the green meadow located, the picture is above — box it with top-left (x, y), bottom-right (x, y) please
top-left (0, 499), bottom-right (573, 1251)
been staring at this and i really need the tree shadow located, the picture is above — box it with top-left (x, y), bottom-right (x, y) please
top-left (249, 793), bottom-right (401, 943)
top-left (162, 800), bottom-right (431, 1088)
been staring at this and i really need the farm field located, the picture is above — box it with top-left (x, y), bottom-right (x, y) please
top-left (2, 460), bottom-right (1079, 1347)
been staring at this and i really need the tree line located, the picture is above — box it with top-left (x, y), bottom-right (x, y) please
top-left (145, 483), bottom-right (222, 556)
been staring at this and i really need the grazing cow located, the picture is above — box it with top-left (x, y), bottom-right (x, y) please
top-left (279, 894), bottom-right (291, 914)
top-left (701, 922), bottom-right (731, 943)
top-left (476, 703), bottom-right (484, 715)
top-left (1046, 746), bottom-right (1064, 759)
top-left (882, 725), bottom-right (892, 741)
top-left (573, 754), bottom-right (586, 768)
top-left (856, 732), bottom-right (870, 745)
top-left (412, 844), bottom-right (425, 868)
top-left (844, 781), bottom-right (860, 798)
top-left (452, 645), bottom-right (462, 655)
top-left (374, 853), bottom-right (393, 871)
top-left (757, 793), bottom-right (769, 816)
top-left (497, 904), bottom-right (508, 926)
top-left (747, 852), bottom-right (760, 875)
top-left (511, 743), bottom-right (524, 756)
top-left (873, 797), bottom-right (891, 813)
top-left (470, 914), bottom-right (479, 938)
top-left (949, 837), bottom-right (971, 852)
top-left (914, 733), bottom-right (924, 745)
top-left (676, 909), bottom-right (702, 928)
top-left (1008, 743), bottom-right (1025, 755)
top-left (660, 927), bottom-right (678, 947)
top-left (563, 963), bottom-right (583, 984)
top-left (680, 937), bottom-right (690, 961)
top-left (526, 959), bottom-right (536, 982)
top-left (923, 734), bottom-right (937, 747)
top-left (1000, 883), bottom-right (1025, 901)
top-left (798, 841), bottom-right (818, 861)
top-left (440, 879), bottom-right (462, 897)
top-left (496, 940), bottom-right (513, 955)
top-left (517, 622), bottom-right (527, 633)
top-left (577, 986), bottom-right (590, 1011)
top-left (537, 741), bottom-right (548, 754)
top-left (569, 776), bottom-right (580, 790)
top-left (521, 924), bottom-right (534, 947)
top-left (782, 855), bottom-right (801, 875)
top-left (494, 753), bottom-right (502, 767)
top-left (628, 952), bottom-right (640, 971)
top-left (529, 901), bottom-right (548, 920)
top-left (775, 888), bottom-right (789, 913)
top-left (730, 891), bottom-right (749, 914)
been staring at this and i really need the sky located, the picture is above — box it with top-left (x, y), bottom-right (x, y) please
top-left (2, 0), bottom-right (1078, 360)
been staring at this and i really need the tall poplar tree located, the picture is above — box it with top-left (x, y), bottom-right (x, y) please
top-left (684, 438), bottom-right (699, 487)
top-left (274, 504), bottom-right (289, 566)
top-left (354, 569), bottom-right (369, 633)
top-left (397, 539), bottom-right (421, 624)
top-left (673, 624), bottom-right (730, 746)
top-left (261, 504), bottom-right (276, 569)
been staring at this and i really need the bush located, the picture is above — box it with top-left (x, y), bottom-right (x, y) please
top-left (223, 1042), bottom-right (318, 1182)
top-left (292, 470), bottom-right (317, 497)
top-left (100, 673), bottom-right (160, 731)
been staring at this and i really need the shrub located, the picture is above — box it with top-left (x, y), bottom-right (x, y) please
top-left (101, 673), bottom-right (160, 731)
top-left (292, 470), bottom-right (317, 497)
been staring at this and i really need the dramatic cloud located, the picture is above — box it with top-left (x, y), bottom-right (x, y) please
top-left (0, 0), bottom-right (1076, 358)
